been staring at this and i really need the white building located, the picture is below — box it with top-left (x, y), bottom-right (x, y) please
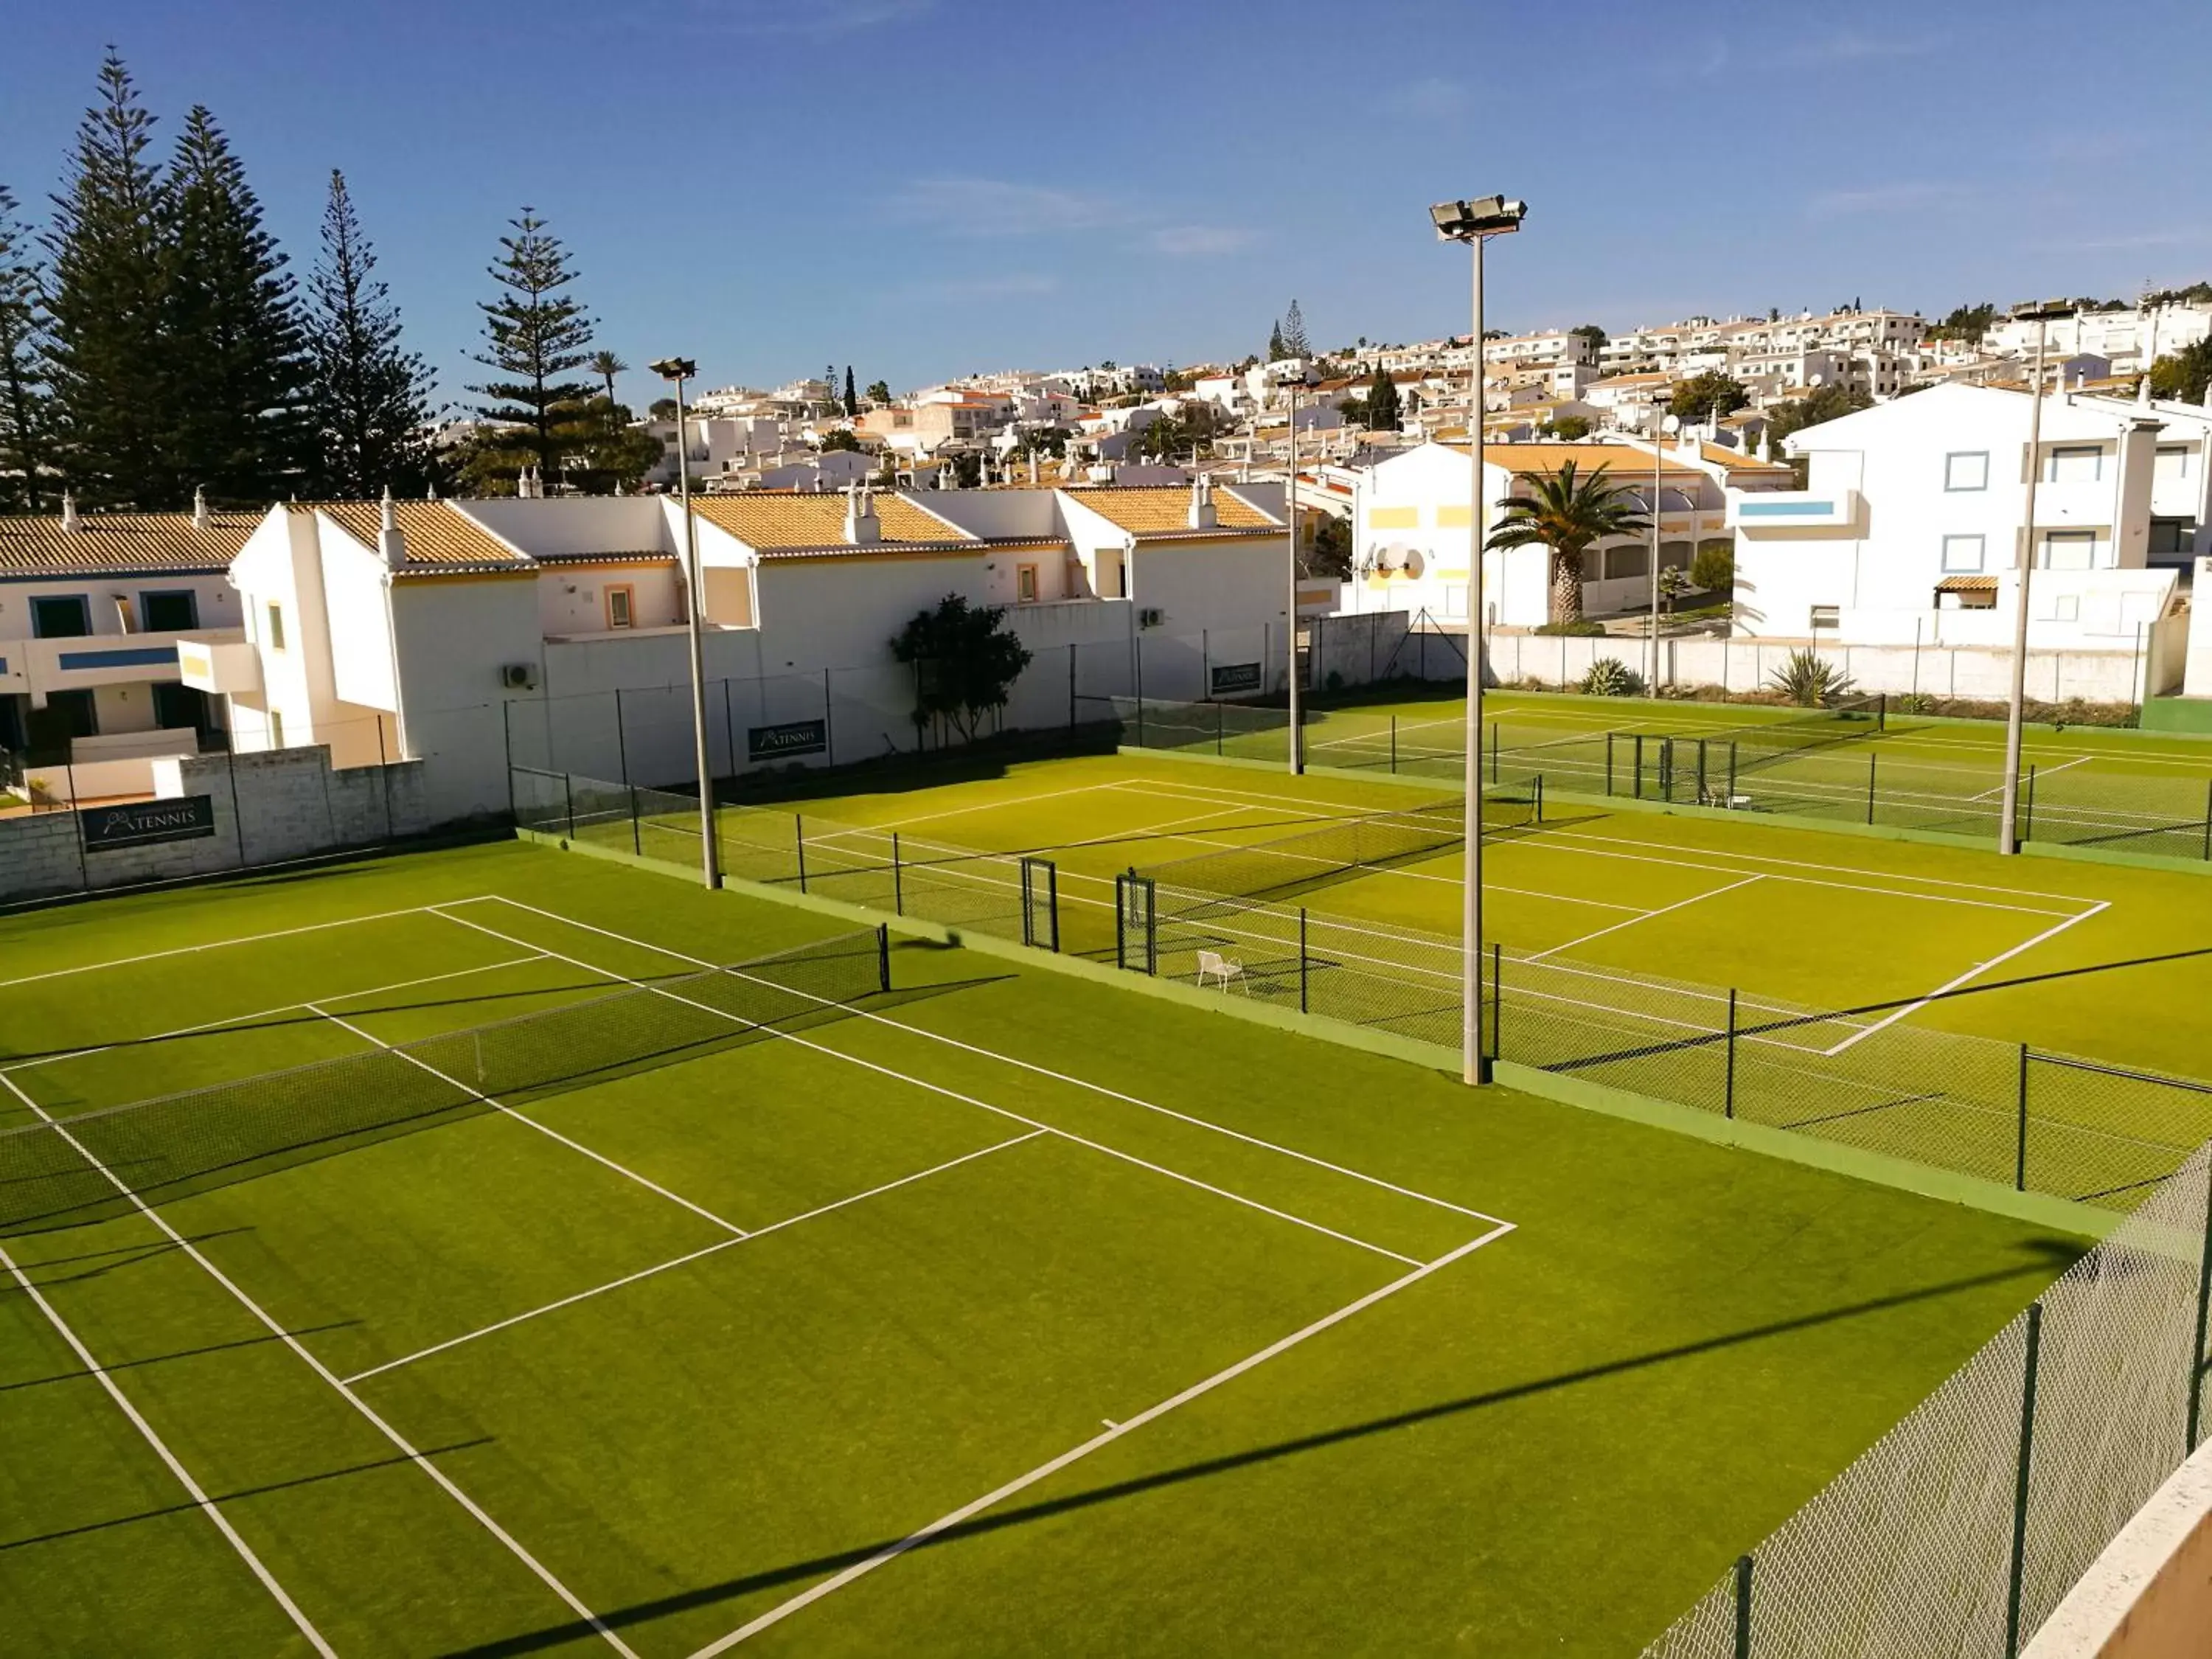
top-left (1981, 304), bottom-right (2212, 376)
top-left (1735, 383), bottom-right (2192, 676)
top-left (0, 498), bottom-right (253, 801)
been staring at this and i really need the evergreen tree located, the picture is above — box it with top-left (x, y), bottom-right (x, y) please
top-left (161, 105), bottom-right (313, 503)
top-left (469, 209), bottom-right (594, 488)
top-left (0, 186), bottom-right (56, 512)
top-left (865, 379), bottom-right (891, 405)
top-left (549, 395), bottom-right (661, 494)
top-left (1281, 299), bottom-right (1310, 358)
top-left (305, 169), bottom-right (438, 498)
top-left (1367, 362), bottom-right (1401, 430)
top-left (42, 50), bottom-right (172, 507)
top-left (842, 366), bottom-right (858, 417)
top-left (1267, 319), bottom-right (1285, 361)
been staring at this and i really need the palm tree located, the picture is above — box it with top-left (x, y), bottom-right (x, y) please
top-left (1484, 460), bottom-right (1651, 625)
top-left (588, 350), bottom-right (627, 405)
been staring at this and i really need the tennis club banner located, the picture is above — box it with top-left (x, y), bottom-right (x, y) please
top-left (1209, 661), bottom-right (1264, 695)
top-left (748, 719), bottom-right (827, 762)
top-left (78, 795), bottom-right (218, 852)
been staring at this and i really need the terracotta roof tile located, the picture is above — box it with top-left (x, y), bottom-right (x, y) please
top-left (313, 501), bottom-right (528, 571)
top-left (687, 492), bottom-right (966, 549)
top-left (1060, 486), bottom-right (1278, 534)
top-left (0, 509), bottom-right (257, 577)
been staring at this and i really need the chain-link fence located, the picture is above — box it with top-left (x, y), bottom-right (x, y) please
top-left (1640, 1140), bottom-right (2212, 1659)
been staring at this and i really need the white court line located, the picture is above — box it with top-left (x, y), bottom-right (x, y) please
top-left (1966, 754), bottom-right (2088, 804)
top-left (862, 781), bottom-right (1121, 832)
top-left (464, 897), bottom-right (1509, 1228)
top-left (0, 902), bottom-right (459, 990)
top-left (0, 1070), bottom-right (639, 1658)
top-left (686, 1220), bottom-right (1515, 1655)
top-left (430, 908), bottom-right (1428, 1265)
top-left (305, 1004), bottom-right (749, 1239)
top-left (1823, 900), bottom-right (2112, 1056)
top-left (1528, 875), bottom-right (1763, 963)
top-left (345, 1130), bottom-right (1048, 1385)
top-left (0, 1237), bottom-right (338, 1656)
top-left (1, 954), bottom-right (546, 1075)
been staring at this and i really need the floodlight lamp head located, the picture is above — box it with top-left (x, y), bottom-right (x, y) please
top-left (1430, 195), bottom-right (1527, 242)
top-left (649, 357), bottom-right (697, 381)
top-left (2009, 299), bottom-right (2076, 323)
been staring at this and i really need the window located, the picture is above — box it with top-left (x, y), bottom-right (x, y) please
top-left (1941, 534), bottom-right (1986, 572)
top-left (265, 602), bottom-right (287, 650)
top-left (2155, 445), bottom-right (2193, 481)
top-left (1810, 605), bottom-right (1840, 629)
top-left (2046, 445), bottom-right (2104, 484)
top-left (1944, 451), bottom-right (1989, 491)
top-left (2052, 594), bottom-right (2081, 622)
top-left (269, 709), bottom-right (285, 748)
top-left (152, 683), bottom-right (208, 731)
top-left (605, 585), bottom-right (634, 629)
top-left (25, 689), bottom-right (98, 749)
top-left (140, 590), bottom-right (198, 632)
top-left (2040, 530), bottom-right (2096, 570)
top-left (1604, 544), bottom-right (1649, 580)
top-left (29, 595), bottom-right (91, 639)
top-left (1015, 563), bottom-right (1039, 603)
top-left (2149, 518), bottom-right (2196, 557)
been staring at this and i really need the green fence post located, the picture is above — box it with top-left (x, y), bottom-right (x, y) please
top-left (1605, 732), bottom-right (1615, 796)
top-left (1697, 737), bottom-right (1708, 804)
top-left (1490, 720), bottom-right (1499, 785)
top-left (891, 830), bottom-right (904, 915)
top-left (1729, 740), bottom-right (1739, 802)
top-left (563, 772), bottom-right (576, 841)
top-left (1534, 774), bottom-right (1544, 824)
top-left (2006, 1301), bottom-right (2044, 1659)
top-left (1725, 988), bottom-right (1738, 1119)
top-left (1489, 942), bottom-right (1502, 1064)
top-left (613, 686), bottom-right (630, 785)
top-left (1732, 1554), bottom-right (1753, 1659)
top-left (876, 924), bottom-right (891, 993)
top-left (629, 785), bottom-right (641, 857)
top-left (1046, 860), bottom-right (1060, 952)
top-left (2016, 1046), bottom-right (2031, 1192)
top-left (2186, 1150), bottom-right (2212, 1455)
top-left (1634, 733), bottom-right (1645, 799)
top-left (796, 813), bottom-right (809, 894)
top-left (2023, 764), bottom-right (2037, 845)
top-left (1144, 877), bottom-right (1157, 975)
top-left (1298, 907), bottom-right (1309, 1014)
top-left (1391, 715), bottom-right (1399, 773)
top-left (1865, 753), bottom-right (1877, 826)
top-left (1115, 872), bottom-right (1128, 970)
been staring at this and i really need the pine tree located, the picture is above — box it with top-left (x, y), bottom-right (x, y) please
top-left (1367, 362), bottom-right (1400, 431)
top-left (1267, 319), bottom-right (1285, 361)
top-left (469, 209), bottom-right (594, 490)
top-left (161, 105), bottom-right (313, 503)
top-left (0, 186), bottom-right (56, 512)
top-left (305, 170), bottom-right (437, 498)
top-left (42, 50), bottom-right (173, 507)
top-left (1281, 299), bottom-right (1310, 359)
top-left (842, 366), bottom-right (858, 417)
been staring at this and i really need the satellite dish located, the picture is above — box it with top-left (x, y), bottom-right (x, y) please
top-left (1660, 414), bottom-right (1681, 434)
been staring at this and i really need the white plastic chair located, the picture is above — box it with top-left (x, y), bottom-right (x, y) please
top-left (1195, 950), bottom-right (1248, 993)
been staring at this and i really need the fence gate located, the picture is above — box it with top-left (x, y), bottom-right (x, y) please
top-left (1020, 855), bottom-right (1060, 952)
top-left (1115, 872), bottom-right (1156, 974)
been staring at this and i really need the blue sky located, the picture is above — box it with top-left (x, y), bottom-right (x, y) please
top-left (4, 0), bottom-right (2209, 409)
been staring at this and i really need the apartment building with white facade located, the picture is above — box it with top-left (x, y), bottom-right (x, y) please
top-left (1735, 383), bottom-right (2194, 688)
top-left (0, 500), bottom-right (253, 801)
top-left (178, 482), bottom-right (1291, 826)
top-left (1980, 303), bottom-right (2212, 376)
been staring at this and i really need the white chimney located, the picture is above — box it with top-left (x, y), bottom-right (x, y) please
top-left (1186, 470), bottom-right (1217, 529)
top-left (192, 485), bottom-right (210, 529)
top-left (843, 482), bottom-right (880, 545)
top-left (378, 484), bottom-right (407, 569)
top-left (60, 490), bottom-right (79, 532)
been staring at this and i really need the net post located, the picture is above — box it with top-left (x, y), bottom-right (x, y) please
top-left (1725, 988), bottom-right (1738, 1119)
top-left (563, 771), bottom-right (576, 841)
top-left (1865, 753), bottom-right (1877, 826)
top-left (2016, 1045), bottom-right (2031, 1192)
top-left (1534, 773), bottom-right (1543, 824)
top-left (2187, 1150), bottom-right (2212, 1455)
top-left (877, 924), bottom-right (891, 994)
top-left (1877, 691), bottom-right (1888, 731)
top-left (1732, 1553), bottom-right (1753, 1659)
top-left (1697, 737), bottom-right (1708, 803)
top-left (1020, 857), bottom-right (1034, 946)
top-left (892, 831), bottom-right (905, 916)
top-left (1489, 942), bottom-right (1502, 1064)
top-left (2006, 1301), bottom-right (2044, 1659)
top-left (796, 813), bottom-right (808, 894)
top-left (1391, 715), bottom-right (1398, 773)
top-left (629, 785), bottom-right (641, 856)
top-left (1298, 906), bottom-right (1309, 1014)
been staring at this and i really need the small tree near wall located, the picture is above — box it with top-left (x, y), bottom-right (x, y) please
top-left (890, 594), bottom-right (1034, 745)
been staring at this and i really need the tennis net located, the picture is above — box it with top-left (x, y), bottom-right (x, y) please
top-left (0, 928), bottom-right (886, 1236)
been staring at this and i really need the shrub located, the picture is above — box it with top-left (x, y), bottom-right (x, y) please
top-left (1765, 648), bottom-right (1854, 707)
top-left (1894, 691), bottom-right (1935, 715)
top-left (1580, 657), bottom-right (1645, 697)
top-left (1532, 619), bottom-right (1607, 636)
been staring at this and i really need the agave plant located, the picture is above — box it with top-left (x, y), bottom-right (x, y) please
top-left (1765, 648), bottom-right (1855, 708)
top-left (1580, 656), bottom-right (1644, 698)
top-left (1485, 460), bottom-right (1651, 627)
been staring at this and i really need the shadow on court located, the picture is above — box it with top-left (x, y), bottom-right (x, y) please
top-left (442, 1245), bottom-right (2076, 1657)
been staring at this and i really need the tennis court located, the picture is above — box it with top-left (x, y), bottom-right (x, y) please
top-left (0, 842), bottom-right (2086, 1656)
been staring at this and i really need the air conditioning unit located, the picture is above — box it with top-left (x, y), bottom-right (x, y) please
top-left (500, 663), bottom-right (538, 690)
top-left (1138, 608), bottom-right (1164, 629)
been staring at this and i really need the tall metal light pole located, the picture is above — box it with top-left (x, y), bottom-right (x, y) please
top-left (1649, 428), bottom-right (1666, 688)
top-left (1997, 302), bottom-right (2074, 855)
top-left (1287, 378), bottom-right (1303, 773)
top-left (651, 356), bottom-right (721, 888)
top-left (1433, 194), bottom-right (1527, 1086)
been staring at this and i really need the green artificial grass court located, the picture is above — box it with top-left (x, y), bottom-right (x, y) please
top-left (0, 841), bottom-right (2082, 1655)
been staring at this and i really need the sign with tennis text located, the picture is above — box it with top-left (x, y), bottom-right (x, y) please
top-left (1209, 661), bottom-right (1264, 696)
top-left (78, 795), bottom-right (217, 852)
top-left (748, 719), bottom-right (827, 762)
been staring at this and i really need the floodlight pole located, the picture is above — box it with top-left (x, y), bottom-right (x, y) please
top-left (1287, 378), bottom-right (1304, 773)
top-left (658, 358), bottom-right (721, 888)
top-left (1649, 434), bottom-right (1665, 689)
top-left (1999, 309), bottom-right (2060, 855)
